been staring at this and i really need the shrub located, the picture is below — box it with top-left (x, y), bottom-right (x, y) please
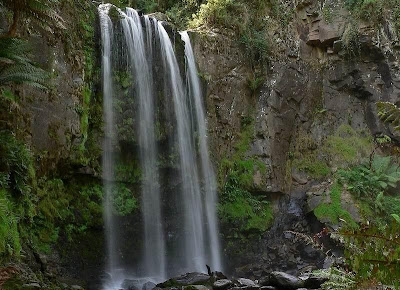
top-left (338, 155), bottom-right (400, 199)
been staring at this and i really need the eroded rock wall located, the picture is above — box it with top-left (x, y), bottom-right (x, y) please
top-left (190, 0), bottom-right (400, 278)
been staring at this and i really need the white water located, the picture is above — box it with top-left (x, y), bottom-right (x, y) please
top-left (98, 3), bottom-right (120, 285)
top-left (158, 22), bottom-right (207, 272)
top-left (181, 31), bottom-right (223, 271)
top-left (121, 8), bottom-right (166, 280)
top-left (98, 6), bottom-right (223, 289)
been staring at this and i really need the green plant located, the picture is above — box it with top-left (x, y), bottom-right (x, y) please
top-left (338, 217), bottom-right (400, 285)
top-left (313, 182), bottom-right (358, 228)
top-left (240, 29), bottom-right (269, 63)
top-left (339, 155), bottom-right (400, 199)
top-left (313, 267), bottom-right (356, 290)
top-left (0, 131), bottom-right (35, 196)
top-left (377, 102), bottom-right (400, 131)
top-left (0, 38), bottom-right (49, 88)
top-left (0, 189), bottom-right (21, 259)
top-left (218, 117), bottom-right (272, 233)
top-left (0, 0), bottom-right (65, 37)
top-left (112, 183), bottom-right (137, 216)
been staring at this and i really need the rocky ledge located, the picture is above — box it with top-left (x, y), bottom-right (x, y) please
top-left (120, 271), bottom-right (327, 290)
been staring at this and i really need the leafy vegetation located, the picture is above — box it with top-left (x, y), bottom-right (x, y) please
top-left (337, 217), bottom-right (400, 286)
top-left (0, 0), bottom-right (65, 37)
top-left (291, 124), bottom-right (372, 179)
top-left (313, 183), bottom-right (358, 228)
top-left (339, 155), bottom-right (400, 199)
top-left (218, 117), bottom-right (272, 233)
top-left (0, 189), bottom-right (21, 259)
top-left (377, 101), bottom-right (400, 131)
top-left (0, 38), bottom-right (49, 89)
top-left (112, 183), bottom-right (138, 216)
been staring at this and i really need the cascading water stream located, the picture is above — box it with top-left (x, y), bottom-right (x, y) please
top-left (180, 31), bottom-right (223, 272)
top-left (98, 4), bottom-right (120, 287)
top-left (98, 6), bottom-right (223, 288)
top-left (121, 8), bottom-right (166, 280)
top-left (157, 22), bottom-right (207, 272)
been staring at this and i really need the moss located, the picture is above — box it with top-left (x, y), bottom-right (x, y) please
top-left (219, 197), bottom-right (273, 232)
top-left (323, 124), bottom-right (373, 164)
top-left (112, 183), bottom-right (138, 216)
top-left (0, 189), bottom-right (21, 260)
top-left (314, 183), bottom-right (358, 229)
top-left (292, 124), bottom-right (373, 178)
top-left (115, 158), bottom-right (142, 183)
top-left (292, 157), bottom-right (330, 178)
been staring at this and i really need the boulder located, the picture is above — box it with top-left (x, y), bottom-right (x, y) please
top-left (122, 279), bottom-right (142, 290)
top-left (302, 273), bottom-right (328, 289)
top-left (143, 282), bottom-right (157, 290)
top-left (213, 279), bottom-right (233, 289)
top-left (213, 272), bottom-right (227, 280)
top-left (236, 278), bottom-right (259, 290)
top-left (184, 285), bottom-right (210, 290)
top-left (269, 272), bottom-right (304, 289)
top-left (157, 273), bottom-right (211, 288)
top-left (237, 278), bottom-right (257, 287)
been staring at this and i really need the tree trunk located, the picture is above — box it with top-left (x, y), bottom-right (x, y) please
top-left (8, 9), bottom-right (20, 37)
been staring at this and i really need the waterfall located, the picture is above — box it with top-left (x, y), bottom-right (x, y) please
top-left (121, 8), bottom-right (166, 280)
top-left (98, 5), bottom-right (223, 289)
top-left (98, 3), bottom-right (119, 286)
top-left (180, 31), bottom-right (223, 271)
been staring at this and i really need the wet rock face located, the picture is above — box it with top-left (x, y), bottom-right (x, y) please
top-left (190, 0), bottom-right (400, 280)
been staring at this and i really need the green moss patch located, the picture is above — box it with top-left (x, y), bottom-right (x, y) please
top-left (314, 183), bottom-right (358, 229)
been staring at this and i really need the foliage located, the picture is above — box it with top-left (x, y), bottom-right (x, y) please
top-left (0, 189), bottom-right (21, 259)
top-left (112, 183), bottom-right (137, 216)
top-left (345, 0), bottom-right (384, 24)
top-left (377, 101), bottom-right (400, 131)
top-left (313, 267), bottom-right (356, 290)
top-left (219, 196), bottom-right (272, 232)
top-left (313, 182), bottom-right (358, 228)
top-left (0, 38), bottom-right (49, 89)
top-left (292, 124), bottom-right (372, 179)
top-left (339, 155), bottom-right (400, 199)
top-left (0, 0), bottom-right (65, 37)
top-left (292, 158), bottom-right (330, 178)
top-left (240, 30), bottom-right (269, 63)
top-left (0, 131), bottom-right (35, 197)
top-left (337, 217), bottom-right (400, 286)
top-left (218, 117), bottom-right (272, 233)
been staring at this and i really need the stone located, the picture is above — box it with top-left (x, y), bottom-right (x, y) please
top-left (71, 286), bottom-right (84, 290)
top-left (213, 272), bottom-right (227, 280)
top-left (213, 279), bottom-right (232, 289)
top-left (236, 278), bottom-right (259, 290)
top-left (184, 285), bottom-right (210, 290)
top-left (122, 279), bottom-right (142, 290)
top-left (269, 272), bottom-right (304, 289)
top-left (143, 282), bottom-right (157, 290)
top-left (303, 273), bottom-right (328, 289)
top-left (157, 273), bottom-right (211, 288)
top-left (237, 278), bottom-right (257, 287)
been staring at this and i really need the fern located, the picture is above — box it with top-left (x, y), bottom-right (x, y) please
top-left (376, 102), bottom-right (400, 131)
top-left (0, 0), bottom-right (65, 36)
top-left (313, 267), bottom-right (356, 290)
top-left (0, 38), bottom-right (49, 88)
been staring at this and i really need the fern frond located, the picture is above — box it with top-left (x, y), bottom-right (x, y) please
top-left (1, 0), bottom-right (65, 33)
top-left (0, 37), bottom-right (49, 88)
top-left (377, 102), bottom-right (400, 131)
top-left (313, 267), bottom-right (356, 290)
